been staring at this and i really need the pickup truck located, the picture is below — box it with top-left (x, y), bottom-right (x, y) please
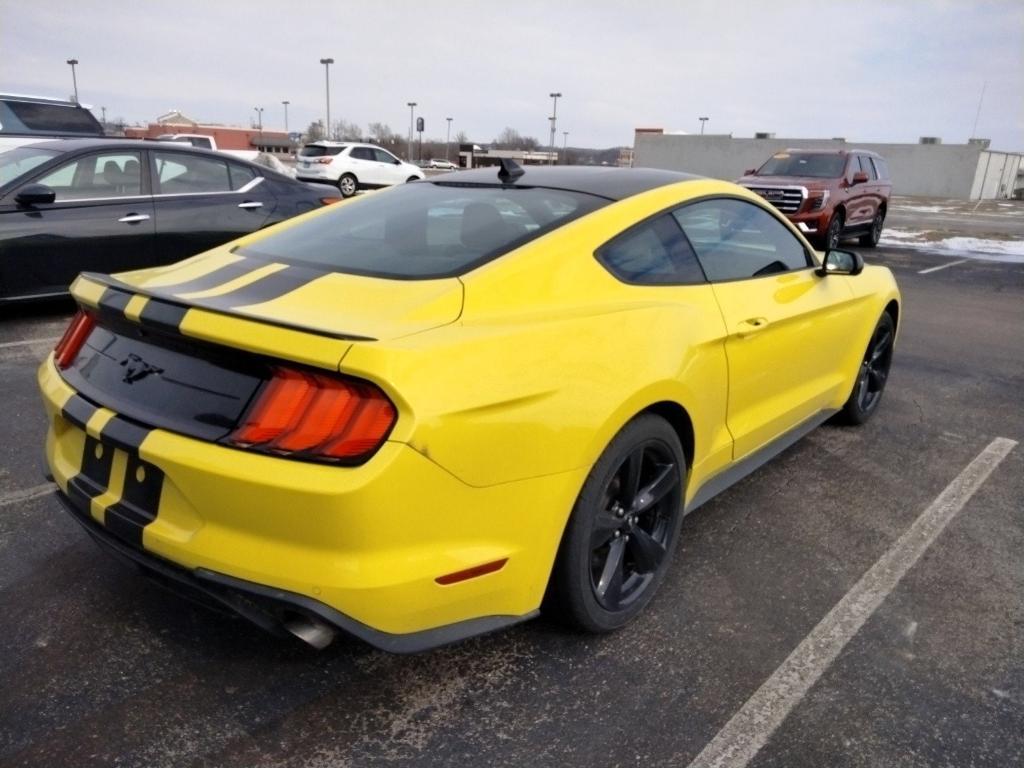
top-left (736, 149), bottom-right (892, 249)
top-left (156, 133), bottom-right (259, 162)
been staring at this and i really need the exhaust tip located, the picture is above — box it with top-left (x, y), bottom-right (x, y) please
top-left (283, 613), bottom-right (336, 650)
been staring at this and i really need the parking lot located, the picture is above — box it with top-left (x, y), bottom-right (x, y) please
top-left (1, 205), bottom-right (1022, 766)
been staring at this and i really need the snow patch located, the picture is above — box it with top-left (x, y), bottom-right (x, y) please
top-left (880, 229), bottom-right (1024, 263)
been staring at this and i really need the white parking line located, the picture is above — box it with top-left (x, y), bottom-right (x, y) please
top-left (686, 436), bottom-right (1017, 768)
top-left (0, 336), bottom-right (60, 350)
top-left (0, 482), bottom-right (56, 509)
top-left (918, 258), bottom-right (969, 274)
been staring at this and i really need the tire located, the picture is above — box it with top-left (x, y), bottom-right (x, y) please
top-left (825, 211), bottom-right (844, 250)
top-left (839, 312), bottom-right (895, 425)
top-left (859, 211), bottom-right (884, 248)
top-left (337, 173), bottom-right (357, 198)
top-left (547, 414), bottom-right (686, 632)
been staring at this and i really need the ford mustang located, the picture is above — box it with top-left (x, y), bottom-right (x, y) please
top-left (38, 163), bottom-right (900, 652)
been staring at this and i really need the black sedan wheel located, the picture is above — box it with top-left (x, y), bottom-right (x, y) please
top-left (338, 173), bottom-right (358, 198)
top-left (548, 414), bottom-right (685, 632)
top-left (841, 312), bottom-right (895, 424)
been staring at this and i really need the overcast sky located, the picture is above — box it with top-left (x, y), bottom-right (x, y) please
top-left (3, 0), bottom-right (1022, 150)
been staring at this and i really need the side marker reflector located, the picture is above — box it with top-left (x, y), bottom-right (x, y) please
top-left (435, 558), bottom-right (509, 585)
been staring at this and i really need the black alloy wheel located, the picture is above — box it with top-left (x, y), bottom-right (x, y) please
top-left (826, 212), bottom-right (844, 250)
top-left (841, 312), bottom-right (895, 424)
top-left (860, 212), bottom-right (884, 247)
top-left (548, 415), bottom-right (685, 632)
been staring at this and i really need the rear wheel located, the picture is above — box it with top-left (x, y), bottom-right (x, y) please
top-left (548, 414), bottom-right (685, 632)
top-left (840, 312), bottom-right (895, 424)
top-left (337, 173), bottom-right (357, 198)
top-left (406, 175), bottom-right (420, 183)
top-left (859, 211), bottom-right (884, 247)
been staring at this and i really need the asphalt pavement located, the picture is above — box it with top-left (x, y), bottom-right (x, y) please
top-left (0, 244), bottom-right (1021, 768)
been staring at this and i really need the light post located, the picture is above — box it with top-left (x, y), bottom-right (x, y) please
top-left (699, 116), bottom-right (709, 135)
top-left (548, 91), bottom-right (562, 165)
top-left (562, 131), bottom-right (569, 164)
top-left (254, 107), bottom-right (264, 149)
top-left (100, 106), bottom-right (107, 126)
top-left (66, 58), bottom-right (79, 102)
top-left (445, 116), bottom-right (453, 162)
top-left (319, 58), bottom-right (334, 138)
top-left (406, 102), bottom-right (417, 161)
top-left (282, 100), bottom-right (290, 133)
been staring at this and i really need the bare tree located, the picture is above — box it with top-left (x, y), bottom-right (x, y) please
top-left (493, 127), bottom-right (540, 150)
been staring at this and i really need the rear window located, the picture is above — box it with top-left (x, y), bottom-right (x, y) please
top-left (237, 182), bottom-right (608, 279)
top-left (1, 100), bottom-right (103, 135)
top-left (299, 144), bottom-right (346, 157)
top-left (756, 153), bottom-right (847, 178)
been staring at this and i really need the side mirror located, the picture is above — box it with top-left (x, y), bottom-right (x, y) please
top-left (818, 248), bottom-right (864, 276)
top-left (744, 168), bottom-right (756, 176)
top-left (851, 171), bottom-right (869, 185)
top-left (15, 183), bottom-right (56, 206)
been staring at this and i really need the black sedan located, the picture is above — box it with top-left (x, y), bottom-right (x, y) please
top-left (0, 139), bottom-right (340, 301)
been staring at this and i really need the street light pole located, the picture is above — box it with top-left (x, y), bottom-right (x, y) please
top-left (406, 102), bottom-right (417, 161)
top-left (66, 59), bottom-right (79, 102)
top-left (319, 58), bottom-right (334, 138)
top-left (563, 131), bottom-right (569, 163)
top-left (282, 100), bottom-right (290, 133)
top-left (100, 106), bottom-right (107, 126)
top-left (254, 107), bottom-right (264, 146)
top-left (445, 117), bottom-right (453, 162)
top-left (548, 92), bottom-right (561, 165)
top-left (699, 116), bottom-right (709, 135)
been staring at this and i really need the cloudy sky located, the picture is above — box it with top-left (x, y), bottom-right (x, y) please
top-left (3, 0), bottom-right (1022, 150)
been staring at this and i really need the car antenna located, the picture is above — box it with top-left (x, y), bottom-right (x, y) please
top-left (497, 158), bottom-right (525, 183)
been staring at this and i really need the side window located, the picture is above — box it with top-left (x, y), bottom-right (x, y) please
top-left (350, 147), bottom-right (373, 161)
top-left (34, 152), bottom-right (143, 200)
top-left (373, 149), bottom-right (398, 164)
top-left (861, 155), bottom-right (877, 180)
top-left (597, 214), bottom-right (705, 285)
top-left (154, 151), bottom-right (231, 194)
top-left (227, 162), bottom-right (258, 190)
top-left (871, 157), bottom-right (890, 180)
top-left (847, 155), bottom-right (862, 183)
top-left (672, 199), bottom-right (810, 282)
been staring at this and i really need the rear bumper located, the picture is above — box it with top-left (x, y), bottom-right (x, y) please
top-left (57, 490), bottom-right (534, 653)
top-left (39, 355), bottom-right (583, 646)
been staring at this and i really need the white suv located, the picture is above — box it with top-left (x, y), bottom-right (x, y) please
top-left (295, 141), bottom-right (424, 197)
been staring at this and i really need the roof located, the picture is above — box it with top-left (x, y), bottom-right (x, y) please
top-left (0, 93), bottom-right (90, 107)
top-left (432, 165), bottom-right (701, 201)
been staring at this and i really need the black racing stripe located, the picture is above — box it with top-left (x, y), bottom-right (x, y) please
top-left (65, 435), bottom-right (115, 513)
top-left (196, 265), bottom-right (326, 310)
top-left (97, 287), bottom-right (133, 316)
top-left (138, 299), bottom-right (189, 334)
top-left (160, 258), bottom-right (261, 295)
top-left (62, 394), bottom-right (99, 430)
top-left (104, 453), bottom-right (164, 548)
top-left (101, 415), bottom-right (151, 453)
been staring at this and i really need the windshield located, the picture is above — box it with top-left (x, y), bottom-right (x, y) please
top-left (755, 153), bottom-right (847, 178)
top-left (299, 144), bottom-right (346, 157)
top-left (0, 146), bottom-right (60, 186)
top-left (237, 181), bottom-right (608, 279)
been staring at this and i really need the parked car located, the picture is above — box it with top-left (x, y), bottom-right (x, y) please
top-left (0, 93), bottom-right (105, 153)
top-left (0, 139), bottom-right (340, 301)
top-left (39, 163), bottom-right (900, 652)
top-left (736, 149), bottom-right (892, 249)
top-left (426, 159), bottom-right (458, 170)
top-left (295, 141), bottom-right (424, 197)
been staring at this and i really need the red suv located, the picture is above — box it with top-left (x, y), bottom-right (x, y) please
top-left (736, 149), bottom-right (892, 249)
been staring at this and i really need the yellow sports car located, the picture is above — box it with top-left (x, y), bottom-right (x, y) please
top-left (39, 163), bottom-right (900, 652)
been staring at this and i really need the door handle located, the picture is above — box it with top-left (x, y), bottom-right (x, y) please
top-left (118, 213), bottom-right (150, 223)
top-left (736, 317), bottom-right (770, 336)
top-left (237, 201), bottom-right (263, 209)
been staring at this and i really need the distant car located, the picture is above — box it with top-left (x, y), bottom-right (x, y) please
top-left (736, 149), bottom-right (892, 249)
top-left (295, 141), bottom-right (424, 197)
top-left (0, 93), bottom-right (105, 153)
top-left (0, 139), bottom-right (340, 302)
top-left (426, 159), bottom-right (458, 170)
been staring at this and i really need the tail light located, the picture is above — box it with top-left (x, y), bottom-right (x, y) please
top-left (54, 309), bottom-right (96, 369)
top-left (229, 366), bottom-right (396, 463)
top-left (316, 158), bottom-right (333, 165)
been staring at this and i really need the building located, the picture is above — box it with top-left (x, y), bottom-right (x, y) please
top-left (124, 110), bottom-right (293, 154)
top-left (633, 129), bottom-right (1024, 200)
top-left (458, 144), bottom-right (558, 168)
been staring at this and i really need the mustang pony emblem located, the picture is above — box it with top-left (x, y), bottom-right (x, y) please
top-left (119, 353), bottom-right (163, 383)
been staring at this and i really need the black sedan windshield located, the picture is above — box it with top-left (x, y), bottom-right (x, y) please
top-left (237, 181), bottom-right (608, 279)
top-left (0, 146), bottom-right (60, 186)
top-left (755, 153), bottom-right (847, 178)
